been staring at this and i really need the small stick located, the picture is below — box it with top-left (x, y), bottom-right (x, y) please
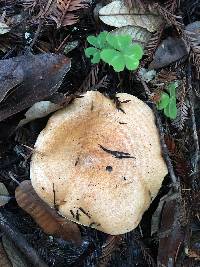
top-left (187, 65), bottom-right (199, 180)
top-left (140, 78), bottom-right (178, 188)
top-left (55, 34), bottom-right (70, 53)
top-left (154, 109), bottom-right (178, 187)
top-left (0, 212), bottom-right (48, 267)
top-left (21, 144), bottom-right (45, 157)
top-left (28, 19), bottom-right (43, 51)
top-left (8, 171), bottom-right (20, 185)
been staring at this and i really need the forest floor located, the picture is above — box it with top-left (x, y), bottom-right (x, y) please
top-left (0, 0), bottom-right (200, 266)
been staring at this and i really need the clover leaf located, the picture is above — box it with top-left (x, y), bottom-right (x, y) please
top-left (84, 31), bottom-right (144, 72)
top-left (85, 32), bottom-right (108, 64)
top-left (164, 96), bottom-right (177, 119)
top-left (100, 34), bottom-right (143, 71)
top-left (87, 31), bottom-right (108, 49)
top-left (167, 81), bottom-right (179, 97)
top-left (106, 34), bottom-right (132, 51)
top-left (85, 47), bottom-right (101, 63)
top-left (100, 49), bottom-right (125, 72)
top-left (156, 92), bottom-right (170, 110)
top-left (156, 81), bottom-right (179, 120)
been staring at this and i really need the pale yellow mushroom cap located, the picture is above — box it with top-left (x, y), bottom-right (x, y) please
top-left (30, 91), bottom-right (168, 235)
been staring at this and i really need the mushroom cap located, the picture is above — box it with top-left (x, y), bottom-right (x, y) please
top-left (30, 91), bottom-right (168, 235)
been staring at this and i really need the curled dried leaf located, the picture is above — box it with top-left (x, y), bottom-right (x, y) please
top-left (15, 180), bottom-right (82, 245)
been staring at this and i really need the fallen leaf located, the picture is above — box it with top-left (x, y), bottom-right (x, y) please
top-left (0, 182), bottom-right (11, 207)
top-left (149, 37), bottom-right (188, 69)
top-left (18, 101), bottom-right (61, 127)
top-left (0, 60), bottom-right (23, 103)
top-left (110, 25), bottom-right (152, 48)
top-left (15, 180), bottom-right (82, 245)
top-left (99, 1), bottom-right (163, 32)
top-left (0, 53), bottom-right (71, 122)
top-left (185, 21), bottom-right (200, 45)
top-left (0, 241), bottom-right (12, 267)
top-left (151, 196), bottom-right (165, 236)
top-left (2, 236), bottom-right (29, 267)
top-left (157, 190), bottom-right (185, 266)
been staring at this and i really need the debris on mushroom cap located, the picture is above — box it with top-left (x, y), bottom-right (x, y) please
top-left (30, 91), bottom-right (168, 235)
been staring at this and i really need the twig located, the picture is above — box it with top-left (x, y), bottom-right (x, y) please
top-left (154, 109), bottom-right (178, 187)
top-left (0, 212), bottom-right (48, 267)
top-left (2, 46), bottom-right (17, 60)
top-left (187, 65), bottom-right (199, 181)
top-left (55, 34), bottom-right (70, 53)
top-left (28, 19), bottom-right (43, 51)
top-left (8, 171), bottom-right (20, 185)
top-left (140, 78), bottom-right (178, 188)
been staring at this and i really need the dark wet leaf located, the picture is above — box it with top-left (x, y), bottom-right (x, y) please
top-left (15, 180), bottom-right (82, 245)
top-left (185, 21), bottom-right (200, 45)
top-left (0, 241), bottom-right (12, 267)
top-left (157, 190), bottom-right (185, 266)
top-left (2, 236), bottom-right (29, 267)
top-left (149, 37), bottom-right (188, 69)
top-left (0, 53), bottom-right (71, 122)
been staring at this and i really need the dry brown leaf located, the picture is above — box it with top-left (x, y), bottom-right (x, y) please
top-left (99, 0), bottom-right (163, 32)
top-left (15, 180), bottom-right (82, 245)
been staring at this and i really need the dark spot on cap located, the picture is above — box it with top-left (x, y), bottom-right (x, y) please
top-left (106, 166), bottom-right (113, 172)
top-left (42, 187), bottom-right (45, 190)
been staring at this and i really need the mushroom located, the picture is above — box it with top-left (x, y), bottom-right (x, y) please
top-left (30, 91), bottom-right (168, 235)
